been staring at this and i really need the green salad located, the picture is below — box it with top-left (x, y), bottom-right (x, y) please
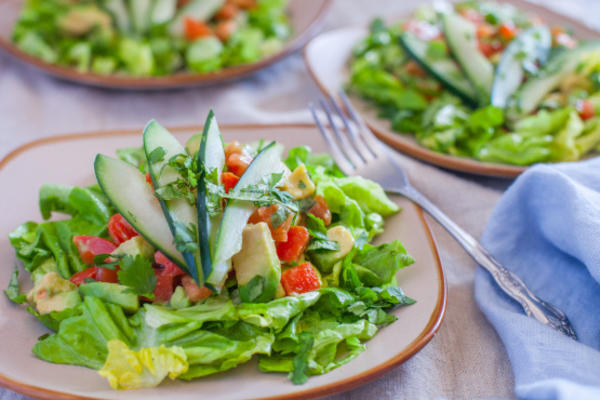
top-left (12, 0), bottom-right (291, 76)
top-left (348, 1), bottom-right (600, 166)
top-left (6, 112), bottom-right (416, 390)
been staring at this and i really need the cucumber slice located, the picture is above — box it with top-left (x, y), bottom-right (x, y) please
top-left (150, 0), bottom-right (177, 25)
top-left (169, 0), bottom-right (225, 36)
top-left (196, 110), bottom-right (225, 289)
top-left (143, 120), bottom-right (203, 285)
top-left (508, 41), bottom-right (600, 120)
top-left (94, 154), bottom-right (187, 269)
top-left (442, 12), bottom-right (494, 104)
top-left (491, 26), bottom-right (551, 108)
top-left (206, 142), bottom-right (284, 289)
top-left (128, 0), bottom-right (153, 34)
top-left (102, 0), bottom-right (131, 33)
top-left (399, 32), bottom-right (478, 107)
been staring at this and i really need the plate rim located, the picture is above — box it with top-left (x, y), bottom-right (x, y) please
top-left (303, 0), bottom-right (599, 178)
top-left (0, 0), bottom-right (333, 90)
top-left (0, 123), bottom-right (447, 400)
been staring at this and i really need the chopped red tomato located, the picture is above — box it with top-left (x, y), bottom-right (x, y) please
top-left (73, 235), bottom-right (117, 264)
top-left (145, 172), bottom-right (153, 187)
top-left (216, 3), bottom-right (239, 19)
top-left (498, 22), bottom-right (516, 41)
top-left (307, 195), bottom-right (331, 226)
top-left (69, 267), bottom-right (97, 286)
top-left (276, 226), bottom-right (309, 263)
top-left (224, 140), bottom-right (244, 159)
top-left (222, 172), bottom-right (240, 193)
top-left (403, 60), bottom-right (426, 77)
top-left (229, 0), bottom-right (257, 10)
top-left (577, 100), bottom-right (596, 120)
top-left (215, 20), bottom-right (236, 42)
top-left (476, 22), bottom-right (495, 39)
top-left (108, 214), bottom-right (139, 245)
top-left (181, 275), bottom-right (213, 302)
top-left (281, 262), bottom-right (321, 296)
top-left (69, 266), bottom-right (118, 286)
top-left (184, 17), bottom-right (212, 41)
top-left (153, 251), bottom-right (186, 302)
top-left (478, 40), bottom-right (503, 58)
top-left (248, 204), bottom-right (293, 242)
top-left (226, 152), bottom-right (252, 176)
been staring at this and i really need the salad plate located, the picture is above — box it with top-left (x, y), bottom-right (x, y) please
top-left (0, 123), bottom-right (445, 400)
top-left (304, 0), bottom-right (600, 177)
top-left (0, 0), bottom-right (331, 89)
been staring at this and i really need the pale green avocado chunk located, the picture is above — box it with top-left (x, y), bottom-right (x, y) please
top-left (309, 225), bottom-right (355, 274)
top-left (232, 222), bottom-right (281, 303)
top-left (27, 272), bottom-right (81, 315)
top-left (111, 236), bottom-right (155, 260)
top-left (79, 281), bottom-right (139, 313)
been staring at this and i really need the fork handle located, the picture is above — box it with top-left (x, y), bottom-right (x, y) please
top-left (394, 185), bottom-right (577, 339)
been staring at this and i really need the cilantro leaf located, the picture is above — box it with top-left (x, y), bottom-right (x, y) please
top-left (148, 146), bottom-right (166, 164)
top-left (92, 253), bottom-right (120, 270)
top-left (305, 214), bottom-right (340, 252)
top-left (117, 255), bottom-right (157, 299)
top-left (5, 265), bottom-right (26, 304)
top-left (290, 332), bottom-right (314, 385)
top-left (224, 172), bottom-right (298, 212)
top-left (271, 206), bottom-right (291, 229)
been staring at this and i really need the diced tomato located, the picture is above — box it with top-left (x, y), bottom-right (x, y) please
top-left (145, 172), bottom-right (153, 187)
top-left (229, 0), bottom-right (257, 10)
top-left (248, 204), bottom-right (293, 242)
top-left (215, 20), bottom-right (236, 42)
top-left (226, 152), bottom-right (253, 176)
top-left (216, 3), bottom-right (239, 19)
top-left (281, 262), bottom-right (321, 296)
top-left (181, 275), bottom-right (213, 302)
top-left (108, 214), bottom-right (139, 245)
top-left (69, 267), bottom-right (97, 286)
top-left (152, 252), bottom-right (186, 302)
top-left (478, 40), bottom-right (503, 58)
top-left (403, 60), bottom-right (426, 77)
top-left (224, 141), bottom-right (244, 159)
top-left (69, 266), bottom-right (118, 286)
top-left (577, 99), bottom-right (595, 120)
top-left (73, 235), bottom-right (117, 264)
top-left (276, 226), bottom-right (309, 263)
top-left (498, 22), bottom-right (516, 41)
top-left (221, 172), bottom-right (240, 193)
top-left (184, 17), bottom-right (213, 41)
top-left (95, 267), bottom-right (119, 283)
top-left (459, 8), bottom-right (483, 23)
top-left (307, 195), bottom-right (331, 226)
top-left (476, 22), bottom-right (495, 39)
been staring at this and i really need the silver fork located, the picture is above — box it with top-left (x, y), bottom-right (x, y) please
top-left (310, 90), bottom-right (577, 340)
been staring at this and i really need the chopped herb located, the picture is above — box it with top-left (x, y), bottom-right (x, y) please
top-left (117, 255), bottom-right (157, 299)
top-left (270, 206), bottom-right (291, 229)
top-left (173, 222), bottom-right (199, 253)
top-left (305, 214), bottom-right (340, 252)
top-left (5, 265), bottom-right (26, 304)
top-left (298, 180), bottom-right (307, 189)
top-left (147, 146), bottom-right (166, 164)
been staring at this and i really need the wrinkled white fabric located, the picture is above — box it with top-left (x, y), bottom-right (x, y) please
top-left (1, 1), bottom-right (597, 399)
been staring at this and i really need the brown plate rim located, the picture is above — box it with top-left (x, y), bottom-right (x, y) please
top-left (0, 123), bottom-right (447, 400)
top-left (303, 0), bottom-right (599, 178)
top-left (0, 0), bottom-right (333, 90)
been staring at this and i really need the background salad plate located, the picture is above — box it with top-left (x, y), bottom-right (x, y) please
top-left (304, 0), bottom-right (599, 177)
top-left (0, 0), bottom-right (331, 90)
top-left (0, 124), bottom-right (446, 400)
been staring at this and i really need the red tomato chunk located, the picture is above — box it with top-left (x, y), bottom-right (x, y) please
top-left (276, 226), bottom-right (309, 263)
top-left (153, 251), bottom-right (186, 302)
top-left (73, 235), bottom-right (116, 264)
top-left (221, 172), bottom-right (240, 193)
top-left (226, 152), bottom-right (253, 176)
top-left (281, 262), bottom-right (321, 296)
top-left (108, 214), bottom-right (139, 245)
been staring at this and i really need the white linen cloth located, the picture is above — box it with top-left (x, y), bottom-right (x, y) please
top-left (0, 1), bottom-right (598, 399)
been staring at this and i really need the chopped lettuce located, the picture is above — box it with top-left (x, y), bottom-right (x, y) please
top-left (99, 340), bottom-right (188, 390)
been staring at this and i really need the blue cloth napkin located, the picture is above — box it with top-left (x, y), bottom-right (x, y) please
top-left (474, 158), bottom-right (600, 400)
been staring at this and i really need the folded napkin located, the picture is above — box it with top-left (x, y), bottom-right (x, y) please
top-left (474, 158), bottom-right (600, 400)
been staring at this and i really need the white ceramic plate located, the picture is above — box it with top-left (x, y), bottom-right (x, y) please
top-left (0, 124), bottom-right (446, 400)
top-left (304, 0), bottom-right (600, 178)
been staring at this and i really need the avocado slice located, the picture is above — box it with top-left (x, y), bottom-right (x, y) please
top-left (27, 272), bottom-right (81, 315)
top-left (111, 236), bottom-right (155, 260)
top-left (79, 281), bottom-right (139, 313)
top-left (309, 225), bottom-right (355, 274)
top-left (232, 222), bottom-right (281, 303)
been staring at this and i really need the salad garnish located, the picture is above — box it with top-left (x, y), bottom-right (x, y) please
top-left (7, 112), bottom-right (416, 390)
top-left (348, 1), bottom-right (600, 165)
